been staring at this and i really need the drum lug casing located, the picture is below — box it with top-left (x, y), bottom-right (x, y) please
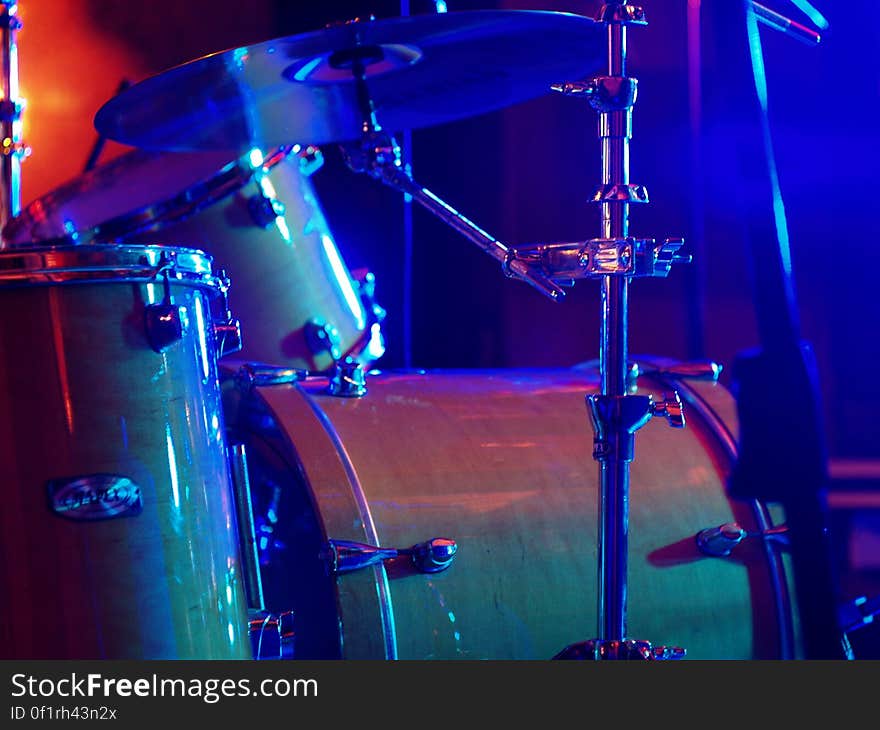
top-left (327, 359), bottom-right (367, 397)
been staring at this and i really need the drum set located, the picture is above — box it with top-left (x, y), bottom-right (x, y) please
top-left (0, 2), bottom-right (824, 660)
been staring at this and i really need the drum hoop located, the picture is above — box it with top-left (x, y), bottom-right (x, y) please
top-left (297, 390), bottom-right (400, 659)
top-left (0, 243), bottom-right (224, 291)
top-left (655, 374), bottom-right (797, 659)
top-left (6, 146), bottom-right (295, 247)
top-left (93, 146), bottom-right (294, 242)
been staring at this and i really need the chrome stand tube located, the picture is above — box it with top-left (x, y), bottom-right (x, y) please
top-left (595, 6), bottom-right (633, 645)
top-left (555, 2), bottom-right (689, 661)
top-left (0, 1), bottom-right (23, 235)
top-left (595, 399), bottom-right (628, 641)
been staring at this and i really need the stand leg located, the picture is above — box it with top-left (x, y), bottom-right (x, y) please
top-left (597, 276), bottom-right (630, 641)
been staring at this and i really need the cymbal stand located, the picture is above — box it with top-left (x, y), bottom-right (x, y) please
top-left (0, 1), bottom-right (26, 235)
top-left (337, 5), bottom-right (689, 657)
top-left (334, 44), bottom-right (567, 303)
top-left (511, 1), bottom-right (690, 659)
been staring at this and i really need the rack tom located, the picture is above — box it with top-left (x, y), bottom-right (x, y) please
top-left (2, 146), bottom-right (383, 372)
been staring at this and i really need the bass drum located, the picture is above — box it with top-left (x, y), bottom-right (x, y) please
top-left (222, 365), bottom-right (800, 660)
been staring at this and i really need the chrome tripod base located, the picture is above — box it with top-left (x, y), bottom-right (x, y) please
top-left (553, 639), bottom-right (686, 661)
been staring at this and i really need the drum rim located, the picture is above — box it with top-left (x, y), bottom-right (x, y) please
top-left (0, 242), bottom-right (224, 289)
top-left (2, 145), bottom-right (295, 246)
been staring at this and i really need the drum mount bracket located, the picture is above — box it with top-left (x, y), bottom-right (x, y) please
top-left (588, 392), bottom-right (685, 460)
top-left (507, 43), bottom-right (691, 283)
top-left (509, 237), bottom-right (690, 282)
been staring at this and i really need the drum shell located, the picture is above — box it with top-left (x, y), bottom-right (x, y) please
top-left (225, 367), bottom-right (797, 660)
top-left (127, 153), bottom-right (369, 372)
top-left (0, 247), bottom-right (252, 659)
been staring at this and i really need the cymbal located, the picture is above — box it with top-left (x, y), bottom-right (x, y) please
top-left (94, 10), bottom-right (605, 153)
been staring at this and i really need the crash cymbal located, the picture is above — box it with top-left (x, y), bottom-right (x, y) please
top-left (94, 10), bottom-right (604, 152)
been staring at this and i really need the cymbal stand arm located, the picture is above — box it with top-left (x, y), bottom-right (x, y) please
top-left (337, 49), bottom-right (566, 302)
top-left (378, 164), bottom-right (567, 302)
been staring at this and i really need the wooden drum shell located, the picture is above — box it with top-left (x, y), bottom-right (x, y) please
top-left (226, 367), bottom-right (796, 660)
top-left (0, 246), bottom-right (252, 659)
